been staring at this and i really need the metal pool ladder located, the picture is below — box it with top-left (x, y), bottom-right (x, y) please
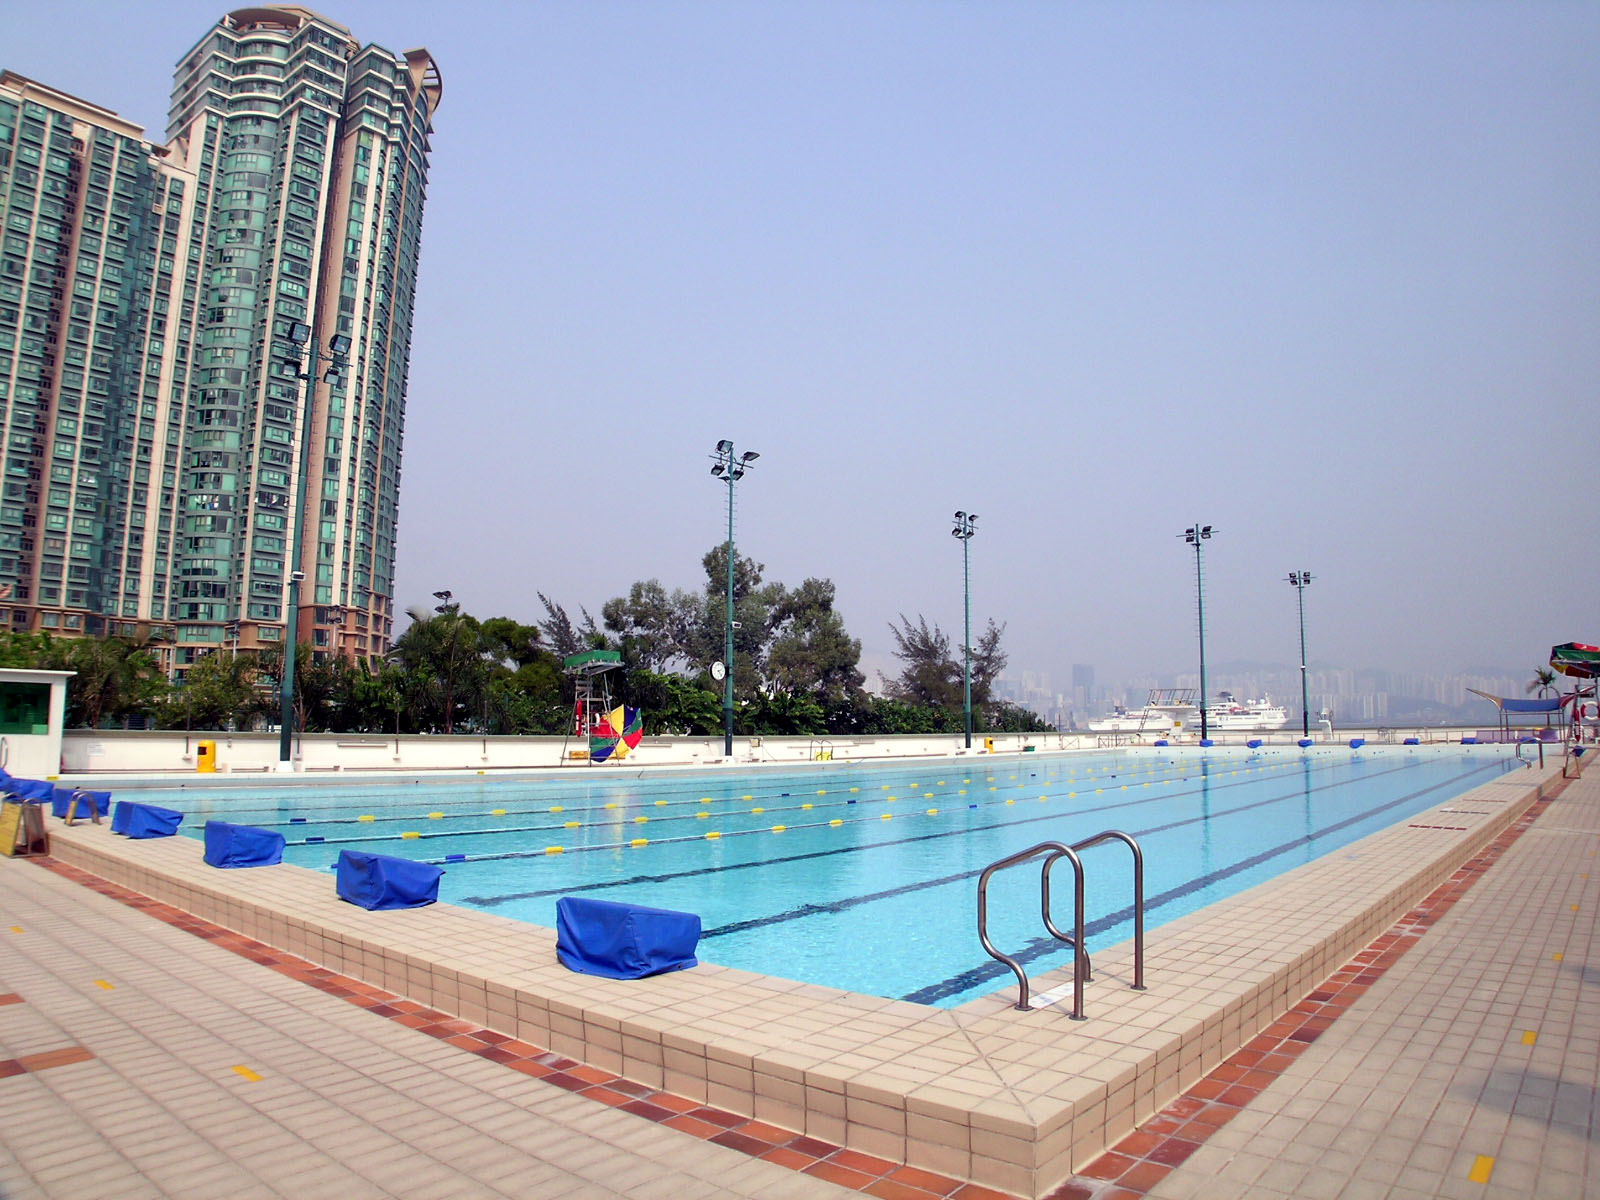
top-left (977, 830), bottom-right (1146, 1019)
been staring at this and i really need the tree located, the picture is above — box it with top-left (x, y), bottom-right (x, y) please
top-left (159, 652), bottom-right (264, 730)
top-left (537, 593), bottom-right (602, 658)
top-left (626, 670), bottom-right (722, 735)
top-left (0, 630), bottom-right (66, 671)
top-left (479, 616), bottom-right (544, 669)
top-left (883, 613), bottom-right (1022, 730)
top-left (1526, 667), bottom-right (1558, 699)
top-left (388, 607), bottom-right (493, 733)
top-left (337, 658), bottom-right (407, 733)
top-left (67, 635), bottom-right (166, 728)
top-left (983, 701), bottom-right (1053, 734)
top-left (740, 689), bottom-right (826, 735)
top-left (883, 614), bottom-right (961, 709)
top-left (601, 580), bottom-right (699, 672)
top-left (765, 578), bottom-right (865, 706)
top-left (969, 618), bottom-right (1009, 709)
top-left (694, 544), bottom-right (786, 686)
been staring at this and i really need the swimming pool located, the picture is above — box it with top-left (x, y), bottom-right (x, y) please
top-left (136, 745), bottom-right (1518, 1007)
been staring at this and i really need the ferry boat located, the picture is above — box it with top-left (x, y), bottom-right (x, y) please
top-left (1205, 691), bottom-right (1290, 731)
top-left (1086, 688), bottom-right (1199, 734)
top-left (1088, 689), bottom-right (1289, 734)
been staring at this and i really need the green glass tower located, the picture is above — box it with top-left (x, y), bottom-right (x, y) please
top-left (0, 6), bottom-right (439, 674)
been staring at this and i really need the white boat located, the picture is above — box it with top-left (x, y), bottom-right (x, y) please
top-left (1087, 688), bottom-right (1199, 735)
top-left (1204, 692), bottom-right (1289, 731)
top-left (1089, 689), bottom-right (1289, 735)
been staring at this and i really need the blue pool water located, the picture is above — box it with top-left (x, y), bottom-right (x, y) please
top-left (128, 745), bottom-right (1518, 1007)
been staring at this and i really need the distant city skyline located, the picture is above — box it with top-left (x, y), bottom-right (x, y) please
top-left (994, 659), bottom-right (1563, 729)
top-left (5, 2), bottom-right (1594, 690)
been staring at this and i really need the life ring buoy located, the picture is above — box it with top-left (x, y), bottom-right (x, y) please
top-left (1580, 702), bottom-right (1600, 722)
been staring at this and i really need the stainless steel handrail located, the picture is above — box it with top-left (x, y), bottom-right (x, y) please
top-left (978, 840), bottom-right (1077, 1014)
top-left (1045, 830), bottom-right (1146, 996)
top-left (976, 829), bottom-right (1146, 1019)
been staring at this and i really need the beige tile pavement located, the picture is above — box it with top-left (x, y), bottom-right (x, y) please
top-left (1145, 762), bottom-right (1600, 1200)
top-left (41, 747), bottom-right (1554, 1197)
top-left (0, 855), bottom-right (856, 1200)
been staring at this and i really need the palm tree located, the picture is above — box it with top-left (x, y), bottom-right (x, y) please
top-left (1526, 667), bottom-right (1558, 699)
top-left (388, 606), bottom-right (491, 733)
top-left (66, 635), bottom-right (167, 727)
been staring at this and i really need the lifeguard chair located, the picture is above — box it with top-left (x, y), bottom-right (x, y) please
top-left (562, 651), bottom-right (641, 763)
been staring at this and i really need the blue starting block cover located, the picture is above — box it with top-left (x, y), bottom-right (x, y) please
top-left (1298, 738), bottom-right (1314, 748)
top-left (336, 850), bottom-right (442, 910)
top-left (1246, 739), bottom-right (1263, 749)
top-left (1403, 737), bottom-right (1420, 745)
top-left (204, 821), bottom-right (285, 869)
top-left (117, 801), bottom-right (184, 839)
top-left (555, 896), bottom-right (700, 980)
top-left (51, 787), bottom-right (110, 820)
top-left (6, 778), bottom-right (55, 802)
top-left (1349, 738), bottom-right (1366, 749)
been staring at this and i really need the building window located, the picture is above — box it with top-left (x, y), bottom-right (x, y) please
top-left (0, 681), bottom-right (50, 734)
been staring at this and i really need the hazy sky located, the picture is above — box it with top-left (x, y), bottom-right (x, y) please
top-left (7, 1), bottom-right (1596, 688)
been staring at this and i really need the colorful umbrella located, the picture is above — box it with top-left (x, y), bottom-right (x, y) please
top-left (1550, 642), bottom-right (1600, 680)
top-left (588, 706), bottom-right (644, 763)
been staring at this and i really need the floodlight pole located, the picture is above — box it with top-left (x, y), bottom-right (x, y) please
top-left (1181, 525), bottom-right (1214, 741)
top-left (277, 325), bottom-right (348, 768)
top-left (711, 441), bottom-right (758, 758)
top-left (1288, 571), bottom-right (1313, 738)
top-left (279, 336), bottom-right (318, 767)
top-left (952, 511), bottom-right (977, 748)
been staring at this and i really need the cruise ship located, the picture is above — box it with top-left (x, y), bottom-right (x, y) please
top-left (1206, 691), bottom-right (1290, 731)
top-left (1088, 689), bottom-right (1289, 734)
top-left (1086, 689), bottom-right (1198, 734)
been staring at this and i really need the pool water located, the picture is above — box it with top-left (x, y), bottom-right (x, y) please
top-left (139, 746), bottom-right (1518, 1007)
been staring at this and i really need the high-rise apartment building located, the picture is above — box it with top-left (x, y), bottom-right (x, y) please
top-left (0, 6), bottom-right (439, 674)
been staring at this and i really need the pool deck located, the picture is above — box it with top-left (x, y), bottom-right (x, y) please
top-left (1, 749), bottom-right (1591, 1198)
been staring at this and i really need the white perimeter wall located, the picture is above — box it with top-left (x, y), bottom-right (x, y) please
top-left (61, 725), bottom-right (1496, 778)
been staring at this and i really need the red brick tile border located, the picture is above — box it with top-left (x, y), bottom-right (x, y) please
top-left (27, 777), bottom-right (1564, 1200)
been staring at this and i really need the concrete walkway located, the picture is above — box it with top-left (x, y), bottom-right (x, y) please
top-left (0, 855), bottom-right (855, 1200)
top-left (1, 761), bottom-right (1593, 1200)
top-left (1138, 763), bottom-right (1598, 1200)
